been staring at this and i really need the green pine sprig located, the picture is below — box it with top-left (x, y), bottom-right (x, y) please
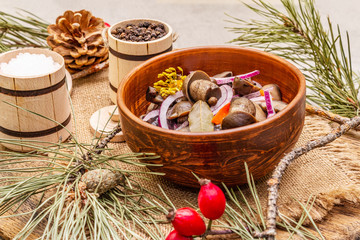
top-left (0, 101), bottom-right (169, 239)
top-left (0, 9), bottom-right (49, 53)
top-left (227, 0), bottom-right (360, 117)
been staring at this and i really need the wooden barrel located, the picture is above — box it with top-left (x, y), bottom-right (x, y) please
top-left (0, 48), bottom-right (73, 152)
top-left (108, 18), bottom-right (173, 104)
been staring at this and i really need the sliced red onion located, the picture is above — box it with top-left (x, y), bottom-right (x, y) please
top-left (243, 91), bottom-right (262, 99)
top-left (214, 70), bottom-right (260, 85)
top-left (158, 91), bottom-right (184, 129)
top-left (264, 90), bottom-right (275, 118)
top-left (252, 80), bottom-right (262, 89)
top-left (244, 87), bottom-right (274, 100)
top-left (211, 85), bottom-right (233, 115)
top-left (249, 96), bottom-right (266, 102)
top-left (175, 120), bottom-right (189, 130)
top-left (143, 109), bottom-right (160, 122)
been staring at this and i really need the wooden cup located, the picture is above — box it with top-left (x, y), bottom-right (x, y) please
top-left (107, 19), bottom-right (173, 104)
top-left (0, 48), bottom-right (73, 152)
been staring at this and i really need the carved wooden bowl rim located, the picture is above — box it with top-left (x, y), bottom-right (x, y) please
top-left (117, 45), bottom-right (306, 138)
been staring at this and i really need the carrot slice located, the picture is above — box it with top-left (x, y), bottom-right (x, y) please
top-left (211, 102), bottom-right (231, 125)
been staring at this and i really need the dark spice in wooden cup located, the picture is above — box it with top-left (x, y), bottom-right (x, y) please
top-left (111, 22), bottom-right (167, 42)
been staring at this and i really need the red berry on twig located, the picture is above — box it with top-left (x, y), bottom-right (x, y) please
top-left (198, 179), bottom-right (226, 220)
top-left (167, 207), bottom-right (206, 236)
top-left (165, 229), bottom-right (193, 240)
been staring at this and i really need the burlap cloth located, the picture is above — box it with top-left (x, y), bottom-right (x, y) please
top-left (1, 68), bottom-right (360, 239)
top-left (70, 69), bottom-right (360, 239)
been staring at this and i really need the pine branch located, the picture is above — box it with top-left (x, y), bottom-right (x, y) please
top-left (254, 116), bottom-right (360, 239)
top-left (0, 10), bottom-right (49, 52)
top-left (227, 0), bottom-right (360, 118)
top-left (0, 105), bottom-right (167, 239)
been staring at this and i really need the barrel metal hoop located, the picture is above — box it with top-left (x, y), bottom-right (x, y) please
top-left (0, 75), bottom-right (66, 97)
top-left (109, 45), bottom-right (173, 61)
top-left (0, 114), bottom-right (72, 138)
top-left (110, 82), bottom-right (118, 93)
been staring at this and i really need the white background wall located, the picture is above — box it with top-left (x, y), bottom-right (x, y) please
top-left (2, 0), bottom-right (360, 70)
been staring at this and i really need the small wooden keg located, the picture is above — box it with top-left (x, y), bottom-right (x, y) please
top-left (108, 19), bottom-right (173, 104)
top-left (0, 48), bottom-right (73, 152)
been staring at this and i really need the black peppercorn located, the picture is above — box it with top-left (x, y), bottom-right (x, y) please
top-left (112, 22), bottom-right (167, 42)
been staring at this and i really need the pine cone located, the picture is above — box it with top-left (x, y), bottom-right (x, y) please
top-left (80, 169), bottom-right (124, 195)
top-left (47, 10), bottom-right (108, 74)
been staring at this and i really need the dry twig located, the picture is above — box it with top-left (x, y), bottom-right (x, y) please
top-left (253, 116), bottom-right (360, 239)
top-left (71, 61), bottom-right (109, 80)
top-left (80, 124), bottom-right (122, 173)
top-left (306, 103), bottom-right (360, 131)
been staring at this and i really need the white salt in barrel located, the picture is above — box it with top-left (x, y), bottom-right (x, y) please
top-left (107, 19), bottom-right (173, 103)
top-left (0, 48), bottom-right (73, 152)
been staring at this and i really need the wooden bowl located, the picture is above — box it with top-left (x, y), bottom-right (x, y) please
top-left (117, 46), bottom-right (306, 188)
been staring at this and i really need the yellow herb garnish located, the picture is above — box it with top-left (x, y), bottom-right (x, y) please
top-left (153, 66), bottom-right (186, 98)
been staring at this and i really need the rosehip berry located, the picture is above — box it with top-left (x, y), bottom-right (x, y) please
top-left (198, 179), bottom-right (226, 220)
top-left (166, 207), bottom-right (206, 236)
top-left (165, 229), bottom-right (193, 240)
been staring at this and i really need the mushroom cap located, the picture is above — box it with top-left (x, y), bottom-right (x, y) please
top-left (221, 111), bottom-right (257, 130)
top-left (210, 71), bottom-right (233, 84)
top-left (189, 80), bottom-right (221, 105)
top-left (233, 77), bottom-right (261, 96)
top-left (146, 86), bottom-right (164, 104)
top-left (146, 102), bottom-right (159, 114)
top-left (262, 84), bottom-right (282, 101)
top-left (229, 97), bottom-right (256, 116)
top-left (182, 70), bottom-right (211, 102)
top-left (253, 102), bottom-right (267, 121)
top-left (260, 100), bottom-right (288, 112)
top-left (212, 71), bottom-right (233, 78)
top-left (167, 101), bottom-right (193, 120)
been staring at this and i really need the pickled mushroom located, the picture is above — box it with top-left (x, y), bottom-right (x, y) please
top-left (189, 80), bottom-right (221, 106)
top-left (233, 77), bottom-right (261, 96)
top-left (253, 102), bottom-right (267, 122)
top-left (212, 71), bottom-right (233, 78)
top-left (167, 101), bottom-right (193, 120)
top-left (182, 70), bottom-right (211, 102)
top-left (221, 112), bottom-right (256, 130)
top-left (146, 86), bottom-right (164, 104)
top-left (221, 97), bottom-right (257, 129)
top-left (177, 115), bottom-right (188, 124)
top-left (143, 67), bottom-right (285, 132)
top-left (262, 84), bottom-right (282, 101)
top-left (229, 97), bottom-right (256, 116)
top-left (260, 100), bottom-right (288, 112)
top-left (146, 103), bottom-right (159, 113)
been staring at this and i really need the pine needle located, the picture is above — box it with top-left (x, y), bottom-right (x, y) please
top-left (227, 0), bottom-right (360, 117)
top-left (0, 9), bottom-right (49, 52)
top-left (217, 164), bottom-right (324, 239)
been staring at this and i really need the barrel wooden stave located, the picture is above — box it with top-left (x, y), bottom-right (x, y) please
top-left (0, 48), bottom-right (73, 152)
top-left (107, 19), bottom-right (173, 103)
